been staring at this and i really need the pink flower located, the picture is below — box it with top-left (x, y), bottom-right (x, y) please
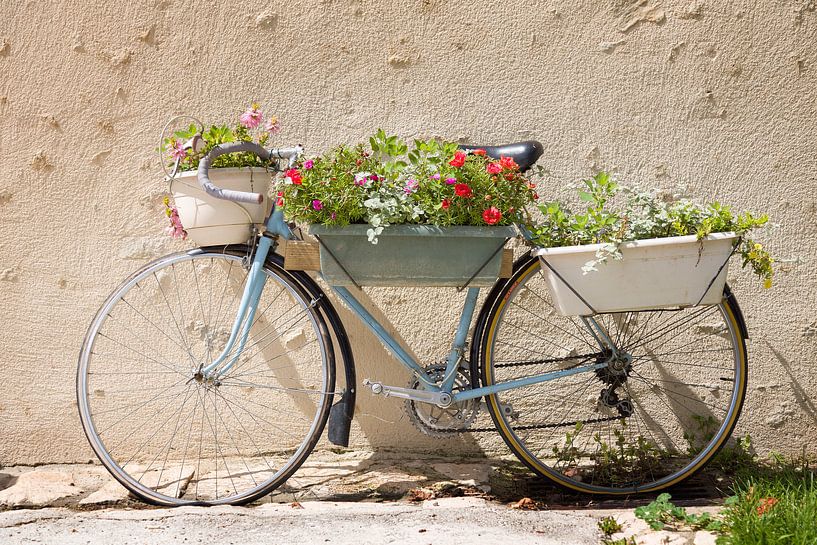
top-left (170, 141), bottom-right (186, 161)
top-left (430, 173), bottom-right (441, 181)
top-left (264, 115), bottom-right (281, 134)
top-left (330, 212), bottom-right (337, 220)
top-left (404, 179), bottom-right (419, 194)
top-left (240, 103), bottom-right (263, 129)
top-left (304, 159), bottom-right (314, 170)
top-left (354, 172), bottom-right (370, 186)
top-left (164, 206), bottom-right (187, 240)
top-left (445, 177), bottom-right (457, 185)
top-left (486, 162), bottom-right (502, 175)
top-left (312, 199), bottom-right (323, 211)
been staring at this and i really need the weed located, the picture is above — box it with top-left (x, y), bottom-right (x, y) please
top-left (598, 516), bottom-right (623, 536)
top-left (634, 493), bottom-right (723, 532)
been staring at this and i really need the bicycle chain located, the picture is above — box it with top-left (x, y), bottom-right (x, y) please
top-left (494, 352), bottom-right (600, 369)
top-left (430, 415), bottom-right (624, 434)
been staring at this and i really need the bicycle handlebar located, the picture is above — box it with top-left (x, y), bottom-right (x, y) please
top-left (196, 142), bottom-right (303, 205)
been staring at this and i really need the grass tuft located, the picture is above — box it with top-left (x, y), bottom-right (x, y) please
top-left (717, 456), bottom-right (817, 545)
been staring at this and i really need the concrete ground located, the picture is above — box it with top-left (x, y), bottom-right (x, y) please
top-left (0, 451), bottom-right (724, 544)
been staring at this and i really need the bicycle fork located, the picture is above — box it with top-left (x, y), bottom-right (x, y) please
top-left (200, 209), bottom-right (293, 380)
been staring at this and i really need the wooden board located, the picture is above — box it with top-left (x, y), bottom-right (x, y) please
top-left (499, 248), bottom-right (514, 278)
top-left (283, 240), bottom-right (321, 271)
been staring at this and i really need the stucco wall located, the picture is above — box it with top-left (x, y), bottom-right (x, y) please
top-left (0, 0), bottom-right (815, 465)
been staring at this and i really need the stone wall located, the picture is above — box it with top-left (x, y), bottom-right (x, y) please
top-left (0, 0), bottom-right (815, 464)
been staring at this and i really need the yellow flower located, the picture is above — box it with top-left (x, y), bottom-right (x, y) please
top-left (763, 278), bottom-right (773, 289)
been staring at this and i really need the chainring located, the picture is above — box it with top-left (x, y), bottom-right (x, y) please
top-left (405, 362), bottom-right (480, 437)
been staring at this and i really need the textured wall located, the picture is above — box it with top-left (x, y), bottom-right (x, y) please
top-left (0, 0), bottom-right (816, 464)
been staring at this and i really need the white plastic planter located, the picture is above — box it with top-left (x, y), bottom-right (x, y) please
top-left (170, 168), bottom-right (272, 246)
top-left (534, 233), bottom-right (738, 316)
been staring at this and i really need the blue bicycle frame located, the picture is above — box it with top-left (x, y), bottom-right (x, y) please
top-left (200, 205), bottom-right (614, 406)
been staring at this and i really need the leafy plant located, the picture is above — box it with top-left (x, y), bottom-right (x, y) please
top-left (550, 421), bottom-right (667, 488)
top-left (528, 172), bottom-right (775, 286)
top-left (634, 493), bottom-right (724, 532)
top-left (598, 516), bottom-right (623, 536)
top-left (161, 103), bottom-right (283, 173)
top-left (591, 423), bottom-right (664, 487)
top-left (279, 131), bottom-right (537, 243)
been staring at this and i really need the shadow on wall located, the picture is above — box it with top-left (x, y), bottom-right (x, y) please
top-left (765, 340), bottom-right (817, 427)
top-left (324, 283), bottom-right (487, 455)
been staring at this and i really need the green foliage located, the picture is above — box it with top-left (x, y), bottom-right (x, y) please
top-left (634, 493), bottom-right (724, 532)
top-left (550, 421), bottom-right (666, 488)
top-left (717, 456), bottom-right (817, 545)
top-left (598, 516), bottom-right (623, 536)
top-left (280, 131), bottom-right (537, 241)
top-left (602, 538), bottom-right (636, 545)
top-left (591, 423), bottom-right (663, 487)
top-left (528, 172), bottom-right (775, 286)
top-left (162, 122), bottom-right (272, 172)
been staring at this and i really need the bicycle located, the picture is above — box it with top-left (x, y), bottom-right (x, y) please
top-left (77, 139), bottom-right (748, 505)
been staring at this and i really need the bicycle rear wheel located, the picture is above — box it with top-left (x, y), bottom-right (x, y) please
top-left (77, 248), bottom-right (335, 505)
top-left (476, 255), bottom-right (748, 494)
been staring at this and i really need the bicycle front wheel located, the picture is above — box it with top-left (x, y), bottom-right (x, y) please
top-left (77, 248), bottom-right (335, 505)
top-left (476, 255), bottom-right (748, 494)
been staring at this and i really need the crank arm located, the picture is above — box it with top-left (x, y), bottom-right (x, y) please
top-left (362, 379), bottom-right (452, 407)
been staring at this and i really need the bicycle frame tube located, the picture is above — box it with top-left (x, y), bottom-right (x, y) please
top-left (204, 213), bottom-right (616, 399)
top-left (452, 361), bottom-right (608, 402)
top-left (331, 286), bottom-right (434, 385)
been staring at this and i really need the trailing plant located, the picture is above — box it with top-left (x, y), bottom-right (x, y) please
top-left (528, 172), bottom-right (775, 286)
top-left (278, 129), bottom-right (537, 243)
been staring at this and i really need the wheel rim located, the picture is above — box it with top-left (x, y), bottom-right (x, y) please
top-left (481, 258), bottom-right (747, 494)
top-left (77, 251), bottom-right (334, 505)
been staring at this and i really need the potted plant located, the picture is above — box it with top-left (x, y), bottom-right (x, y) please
top-left (278, 130), bottom-right (538, 286)
top-left (528, 172), bottom-right (774, 315)
top-left (161, 104), bottom-right (283, 246)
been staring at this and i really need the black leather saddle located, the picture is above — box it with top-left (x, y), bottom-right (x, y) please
top-left (458, 140), bottom-right (544, 172)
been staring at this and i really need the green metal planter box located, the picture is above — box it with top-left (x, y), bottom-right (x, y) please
top-left (309, 224), bottom-right (516, 287)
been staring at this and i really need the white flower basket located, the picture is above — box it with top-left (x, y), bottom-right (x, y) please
top-left (170, 168), bottom-right (272, 246)
top-left (535, 232), bottom-right (738, 316)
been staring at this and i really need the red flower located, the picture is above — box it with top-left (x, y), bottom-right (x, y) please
top-left (486, 162), bottom-right (502, 175)
top-left (275, 191), bottom-right (285, 207)
top-left (472, 149), bottom-right (487, 156)
top-left (454, 183), bottom-right (472, 198)
top-left (756, 497), bottom-right (778, 516)
top-left (499, 156), bottom-right (518, 170)
top-left (286, 168), bottom-right (302, 185)
top-left (482, 206), bottom-right (502, 225)
top-left (441, 198), bottom-right (451, 210)
top-left (449, 151), bottom-right (467, 168)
